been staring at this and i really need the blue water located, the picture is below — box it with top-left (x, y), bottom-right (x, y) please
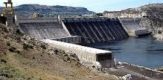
top-left (87, 37), bottom-right (163, 69)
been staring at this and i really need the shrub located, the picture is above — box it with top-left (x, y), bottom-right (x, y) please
top-left (40, 44), bottom-right (47, 49)
top-left (23, 43), bottom-right (33, 50)
top-left (9, 47), bottom-right (16, 52)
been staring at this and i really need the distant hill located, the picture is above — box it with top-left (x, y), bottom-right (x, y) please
top-left (0, 4), bottom-right (94, 17)
top-left (14, 4), bottom-right (94, 17)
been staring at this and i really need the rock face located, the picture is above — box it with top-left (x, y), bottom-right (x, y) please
top-left (140, 4), bottom-right (163, 40)
top-left (14, 4), bottom-right (94, 17)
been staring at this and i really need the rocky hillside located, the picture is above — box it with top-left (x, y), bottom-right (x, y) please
top-left (140, 3), bottom-right (163, 40)
top-left (14, 4), bottom-right (94, 17)
top-left (0, 23), bottom-right (117, 80)
top-left (0, 4), bottom-right (94, 17)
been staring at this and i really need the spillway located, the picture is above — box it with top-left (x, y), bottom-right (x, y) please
top-left (17, 17), bottom-right (129, 44)
top-left (119, 18), bottom-right (151, 36)
top-left (63, 18), bottom-right (129, 43)
top-left (18, 18), bottom-right (70, 40)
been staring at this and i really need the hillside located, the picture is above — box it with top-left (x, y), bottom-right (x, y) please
top-left (0, 23), bottom-right (117, 80)
top-left (139, 3), bottom-right (163, 40)
top-left (0, 4), bottom-right (94, 17)
top-left (14, 4), bottom-right (94, 17)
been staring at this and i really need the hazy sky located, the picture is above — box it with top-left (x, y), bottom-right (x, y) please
top-left (1, 0), bottom-right (163, 12)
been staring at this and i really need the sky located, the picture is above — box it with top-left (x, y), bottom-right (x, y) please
top-left (1, 0), bottom-right (163, 12)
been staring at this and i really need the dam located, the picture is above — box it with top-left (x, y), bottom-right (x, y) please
top-left (1, 0), bottom-right (163, 79)
top-left (15, 16), bottom-right (132, 68)
top-left (17, 18), bottom-right (70, 40)
top-left (63, 18), bottom-right (129, 43)
top-left (119, 18), bottom-right (151, 37)
top-left (12, 6), bottom-right (162, 78)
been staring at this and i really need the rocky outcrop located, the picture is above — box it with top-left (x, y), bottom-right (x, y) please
top-left (140, 4), bottom-right (163, 40)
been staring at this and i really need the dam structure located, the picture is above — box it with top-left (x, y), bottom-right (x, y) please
top-left (119, 18), bottom-right (151, 37)
top-left (16, 16), bottom-right (129, 68)
top-left (43, 39), bottom-right (114, 68)
top-left (16, 16), bottom-right (118, 68)
top-left (17, 17), bottom-right (82, 44)
top-left (17, 17), bottom-right (70, 40)
top-left (62, 18), bottom-right (129, 43)
top-left (17, 17), bottom-right (129, 44)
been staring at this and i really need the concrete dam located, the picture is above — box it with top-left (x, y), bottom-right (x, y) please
top-left (119, 18), bottom-right (151, 36)
top-left (18, 18), bottom-right (70, 40)
top-left (63, 18), bottom-right (129, 43)
top-left (18, 17), bottom-right (129, 43)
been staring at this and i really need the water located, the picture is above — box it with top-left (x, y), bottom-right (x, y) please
top-left (87, 37), bottom-right (163, 69)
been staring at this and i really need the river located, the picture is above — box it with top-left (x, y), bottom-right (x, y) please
top-left (87, 36), bottom-right (163, 69)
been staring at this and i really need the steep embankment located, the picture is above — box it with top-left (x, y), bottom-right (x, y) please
top-left (0, 24), bottom-right (117, 80)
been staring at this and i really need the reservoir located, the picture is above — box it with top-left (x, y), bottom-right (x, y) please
top-left (87, 36), bottom-right (163, 69)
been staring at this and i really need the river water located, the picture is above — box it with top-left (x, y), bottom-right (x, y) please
top-left (87, 36), bottom-right (163, 69)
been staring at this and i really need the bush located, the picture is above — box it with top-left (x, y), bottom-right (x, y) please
top-left (0, 59), bottom-right (7, 63)
top-left (23, 43), bottom-right (33, 50)
top-left (16, 29), bottom-right (24, 36)
top-left (6, 42), bottom-right (10, 46)
top-left (9, 47), bottom-right (16, 52)
top-left (40, 44), bottom-right (47, 49)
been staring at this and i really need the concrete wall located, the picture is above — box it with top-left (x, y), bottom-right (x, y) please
top-left (53, 36), bottom-right (82, 44)
top-left (119, 18), bottom-right (150, 36)
top-left (42, 39), bottom-right (114, 68)
top-left (17, 18), bottom-right (71, 40)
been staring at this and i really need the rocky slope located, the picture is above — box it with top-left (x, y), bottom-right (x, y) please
top-left (0, 23), bottom-right (118, 80)
top-left (140, 3), bottom-right (163, 40)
